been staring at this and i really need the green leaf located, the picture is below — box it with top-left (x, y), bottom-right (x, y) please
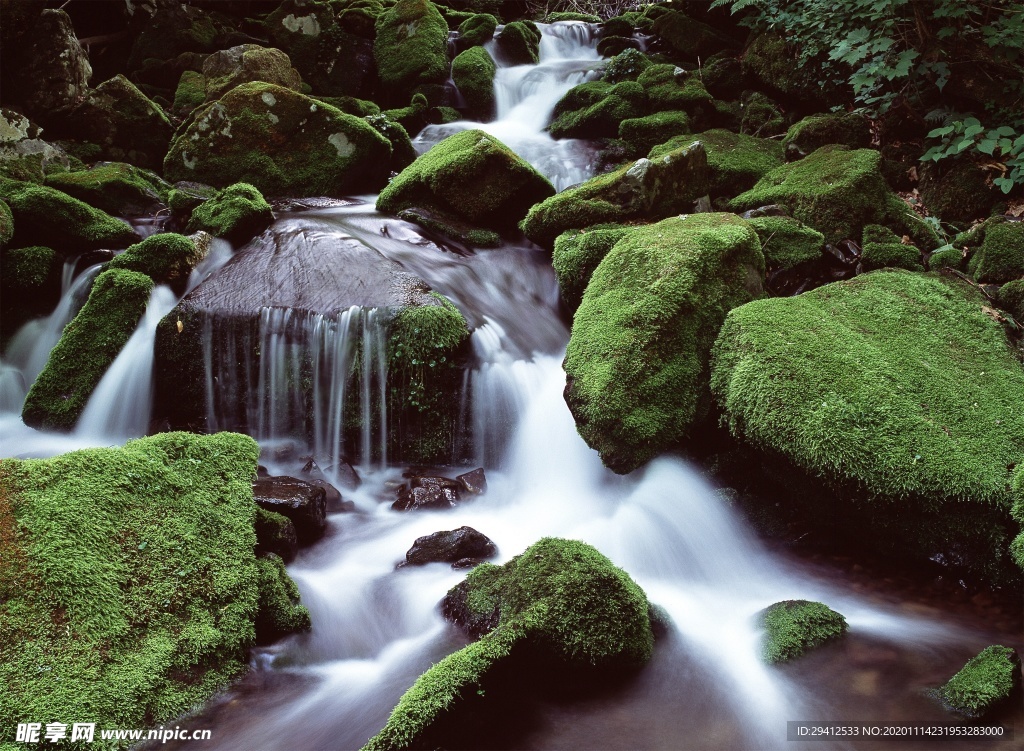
top-left (977, 139), bottom-right (997, 155)
top-left (963, 124), bottom-right (985, 139)
top-left (928, 125), bottom-right (955, 138)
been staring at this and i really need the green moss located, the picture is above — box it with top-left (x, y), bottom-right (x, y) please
top-left (597, 36), bottom-right (640, 58)
top-left (374, 0), bottom-right (449, 99)
top-left (0, 246), bottom-right (60, 341)
top-left (546, 12), bottom-right (601, 22)
top-left (919, 159), bottom-right (998, 226)
top-left (971, 220), bottom-right (1024, 284)
top-left (254, 507), bottom-right (297, 561)
top-left (107, 233), bottom-right (207, 286)
top-left (44, 162), bottom-right (169, 216)
top-left (740, 91), bottom-right (785, 137)
top-left (710, 269), bottom-right (1024, 515)
top-left (549, 81), bottom-right (647, 140)
top-left (363, 538), bottom-right (653, 751)
top-left (650, 10), bottom-right (733, 62)
top-left (313, 95), bottom-right (381, 117)
top-left (173, 70), bottom-right (207, 113)
top-left (185, 182), bottom-right (273, 243)
top-left (746, 216), bottom-right (824, 272)
top-left (862, 243), bottom-right (922, 271)
top-left (254, 555), bottom-right (311, 644)
top-left (0, 431), bottom-right (310, 736)
top-left (760, 600), bottom-right (847, 663)
top-left (940, 646), bottom-right (1021, 718)
top-left (742, 32), bottom-right (817, 99)
top-left (637, 64), bottom-right (714, 116)
top-left (382, 93), bottom-right (429, 136)
top-left (619, 110), bottom-right (691, 154)
top-left (377, 129), bottom-right (554, 229)
top-left (651, 128), bottom-right (784, 197)
top-left (730, 146), bottom-right (939, 248)
top-left (452, 46), bottom-right (497, 121)
top-left (365, 114), bottom-right (418, 173)
top-left (602, 48), bottom-right (652, 84)
top-left (458, 13), bottom-right (497, 46)
top-left (0, 198), bottom-right (12, 245)
top-left (167, 183), bottom-right (217, 217)
top-left (521, 141), bottom-right (709, 249)
top-left (0, 179), bottom-right (138, 254)
top-left (552, 224), bottom-right (630, 311)
top-left (997, 279), bottom-right (1024, 321)
top-left (783, 113), bottom-right (872, 160)
top-left (496, 21), bottom-right (540, 65)
top-left (163, 82), bottom-right (392, 197)
top-left (1012, 466), bottom-right (1024, 572)
top-left (22, 269), bottom-right (154, 431)
top-left (565, 214), bottom-right (765, 473)
top-left (202, 46), bottom-right (304, 103)
top-left (0, 246), bottom-right (55, 291)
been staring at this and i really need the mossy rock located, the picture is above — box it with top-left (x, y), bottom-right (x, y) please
top-left (740, 90), bottom-right (785, 138)
top-left (636, 64), bottom-right (714, 119)
top-left (710, 270), bottom-right (1024, 582)
top-left (742, 32), bottom-right (833, 103)
top-left (699, 55), bottom-right (747, 100)
top-left (163, 82), bottom-right (392, 197)
top-left (313, 95), bottom-right (382, 117)
top-left (382, 93), bottom-right (430, 136)
top-left (22, 269), bottom-right (154, 431)
top-left (549, 81), bottom-right (647, 140)
top-left (760, 600), bottom-right (847, 663)
top-left (602, 48), bottom-right (652, 84)
top-left (939, 646), bottom-right (1022, 718)
top-left (597, 36), bottom-right (641, 58)
top-left (650, 10), bottom-right (734, 63)
top-left (185, 182), bottom-right (274, 245)
top-left (173, 70), bottom-right (207, 114)
top-left (107, 232), bottom-right (209, 287)
top-left (602, 16), bottom-right (633, 38)
top-left (335, 0), bottom-right (388, 38)
top-left (919, 159), bottom-right (999, 226)
top-left (997, 279), bottom-right (1024, 321)
top-left (0, 246), bottom-right (61, 342)
top-left (650, 128), bottom-right (784, 198)
top-left (458, 13), bottom-right (497, 47)
top-left (0, 179), bottom-right (138, 254)
top-left (619, 110), bottom-right (691, 154)
top-left (860, 224), bottom-right (922, 271)
top-left (254, 554), bottom-right (311, 644)
top-left (254, 507), bottom-right (298, 563)
top-left (746, 216), bottom-right (824, 273)
top-left (969, 220), bottom-right (1024, 284)
top-left (730, 146), bottom-right (939, 248)
top-left (452, 46), bottom-right (497, 121)
top-left (928, 246), bottom-right (966, 272)
top-left (0, 109), bottom-right (75, 184)
top-left (127, 2), bottom-right (218, 72)
top-left (200, 45), bottom-right (304, 103)
top-left (521, 141), bottom-right (709, 249)
top-left (364, 114), bottom-right (418, 174)
top-left (374, 0), bottom-right (450, 102)
top-left (565, 214), bottom-right (765, 473)
top-left (61, 75), bottom-right (174, 170)
top-left (364, 538), bottom-right (654, 751)
top-left (44, 162), bottom-right (170, 217)
top-left (0, 198), bottom-right (12, 245)
top-left (377, 129), bottom-right (554, 237)
top-left (1012, 465), bottom-right (1024, 572)
top-left (783, 112), bottom-right (872, 161)
top-left (0, 431), bottom-right (308, 735)
top-left (495, 21), bottom-right (541, 66)
top-left (546, 12), bottom-right (601, 22)
top-left (552, 224), bottom-right (631, 311)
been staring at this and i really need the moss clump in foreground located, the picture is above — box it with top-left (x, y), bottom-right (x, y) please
top-left (106, 232), bottom-right (208, 287)
top-left (0, 432), bottom-right (309, 736)
top-left (565, 214), bottom-right (765, 474)
top-left (552, 224), bottom-right (631, 311)
top-left (22, 269), bottom-right (153, 431)
top-left (939, 646), bottom-right (1022, 718)
top-left (760, 600), bottom-right (847, 663)
top-left (730, 146), bottom-right (938, 249)
top-left (711, 270), bottom-right (1024, 581)
top-left (362, 538), bottom-right (654, 751)
top-left (185, 182), bottom-right (273, 244)
top-left (969, 219), bottom-right (1024, 285)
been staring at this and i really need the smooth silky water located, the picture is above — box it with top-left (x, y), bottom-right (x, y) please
top-left (0, 22), bottom-right (1019, 751)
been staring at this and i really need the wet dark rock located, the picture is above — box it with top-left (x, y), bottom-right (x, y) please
top-left (451, 557), bottom-right (488, 570)
top-left (253, 475), bottom-right (328, 545)
top-left (392, 483), bottom-right (459, 511)
top-left (456, 467), bottom-right (487, 495)
top-left (255, 506), bottom-right (299, 563)
top-left (403, 526), bottom-right (497, 566)
top-left (740, 205), bottom-right (788, 220)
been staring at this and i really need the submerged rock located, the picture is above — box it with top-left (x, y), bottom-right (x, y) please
top-left (760, 600), bottom-right (847, 663)
top-left (402, 526), bottom-right (497, 566)
top-left (364, 538), bottom-right (654, 750)
top-left (939, 645), bottom-right (1021, 718)
top-left (565, 214), bottom-right (765, 474)
top-left (253, 476), bottom-right (328, 545)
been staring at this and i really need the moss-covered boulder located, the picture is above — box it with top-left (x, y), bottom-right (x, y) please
top-left (565, 214), bottom-right (764, 473)
top-left (61, 75), bottom-right (174, 170)
top-left (998, 279), bottom-right (1024, 321)
top-left (619, 111), bottom-right (691, 154)
top-left (552, 224), bottom-right (631, 311)
top-left (163, 82), bottom-right (392, 197)
top-left (458, 13), bottom-right (497, 47)
top-left (0, 179), bottom-right (138, 254)
top-left (22, 269), bottom-right (153, 432)
top-left (364, 114), bottom-right (418, 174)
top-left (968, 219), bottom-right (1024, 284)
top-left (452, 47), bottom-right (497, 121)
top-left (650, 128), bottom-right (784, 198)
top-left (185, 183), bottom-right (274, 245)
top-left (199, 45), bottom-right (304, 103)
top-left (919, 159), bottom-right (999, 226)
top-left (364, 538), bottom-right (654, 750)
top-left (44, 162), bottom-right (169, 217)
top-left (377, 130), bottom-right (554, 243)
top-left (495, 21), bottom-right (541, 65)
top-left (0, 246), bottom-right (61, 343)
top-left (739, 91), bottom-right (786, 138)
top-left (1012, 465), bottom-right (1024, 572)
top-left (0, 109), bottom-right (75, 184)
top-left (760, 600), bottom-right (847, 663)
top-left (860, 224), bottom-right (922, 271)
top-left (254, 554), bottom-right (312, 644)
top-left (939, 646), bottom-right (1021, 718)
top-left (173, 70), bottom-right (207, 115)
top-left (710, 270), bottom-right (1024, 582)
top-left (602, 48), bottom-right (652, 84)
top-left (126, 3), bottom-right (218, 73)
top-left (106, 233), bottom-right (209, 288)
top-left (0, 198), bottom-right (12, 245)
top-left (783, 112), bottom-right (872, 161)
top-left (650, 10), bottom-right (734, 63)
top-left (521, 141), bottom-right (709, 249)
top-left (549, 81), bottom-right (647, 140)
top-left (745, 216), bottom-right (825, 274)
top-left (374, 0), bottom-right (449, 102)
top-left (730, 146), bottom-right (938, 248)
top-left (0, 432), bottom-right (309, 735)
top-left (636, 64), bottom-right (714, 118)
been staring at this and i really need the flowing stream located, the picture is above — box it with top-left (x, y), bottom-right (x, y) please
top-left (0, 22), bottom-right (1019, 751)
